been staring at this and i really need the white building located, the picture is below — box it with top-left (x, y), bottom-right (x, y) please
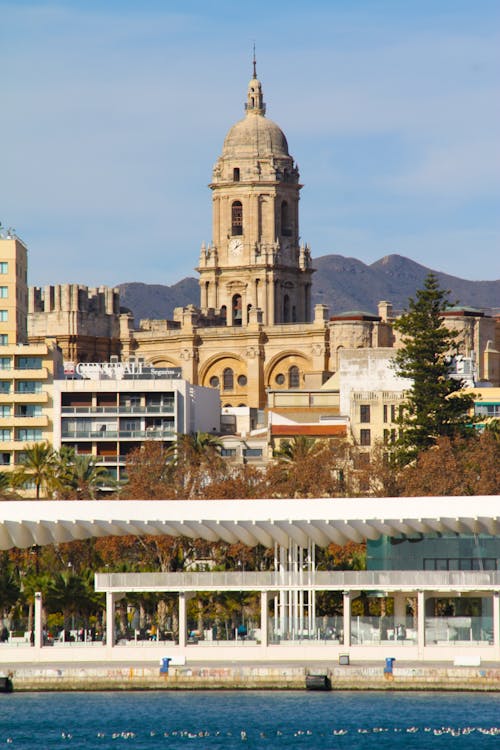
top-left (53, 361), bottom-right (220, 482)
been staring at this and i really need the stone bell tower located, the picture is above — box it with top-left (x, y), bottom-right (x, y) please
top-left (197, 60), bottom-right (313, 327)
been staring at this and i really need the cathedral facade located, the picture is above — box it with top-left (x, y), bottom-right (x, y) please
top-left (124, 67), bottom-right (394, 408)
top-left (27, 67), bottom-right (500, 410)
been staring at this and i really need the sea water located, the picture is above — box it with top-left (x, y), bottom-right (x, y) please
top-left (1, 690), bottom-right (500, 748)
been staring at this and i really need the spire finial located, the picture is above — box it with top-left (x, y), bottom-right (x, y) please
top-left (252, 43), bottom-right (257, 79)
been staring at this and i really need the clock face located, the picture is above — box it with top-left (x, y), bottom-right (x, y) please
top-left (229, 238), bottom-right (243, 257)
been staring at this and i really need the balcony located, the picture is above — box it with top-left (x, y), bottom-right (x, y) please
top-left (11, 368), bottom-right (49, 380)
top-left (61, 405), bottom-right (174, 415)
top-left (9, 392), bottom-right (49, 404)
top-left (61, 429), bottom-right (176, 440)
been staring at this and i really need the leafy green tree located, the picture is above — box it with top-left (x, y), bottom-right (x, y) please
top-left (393, 273), bottom-right (474, 464)
top-left (0, 553), bottom-right (20, 619)
top-left (12, 442), bottom-right (57, 499)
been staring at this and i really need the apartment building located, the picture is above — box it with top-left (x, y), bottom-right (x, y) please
top-left (52, 360), bottom-right (221, 483)
top-left (0, 234), bottom-right (61, 481)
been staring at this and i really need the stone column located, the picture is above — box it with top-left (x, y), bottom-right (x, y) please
top-left (260, 591), bottom-right (269, 647)
top-left (105, 591), bottom-right (117, 647)
top-left (342, 591), bottom-right (351, 647)
top-left (417, 590), bottom-right (425, 658)
top-left (178, 592), bottom-right (188, 648)
top-left (493, 592), bottom-right (500, 659)
top-left (393, 593), bottom-right (407, 625)
top-left (34, 591), bottom-right (43, 649)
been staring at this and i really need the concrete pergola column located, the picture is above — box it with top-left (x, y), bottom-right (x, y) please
top-left (417, 590), bottom-right (425, 658)
top-left (393, 593), bottom-right (407, 625)
top-left (260, 591), bottom-right (269, 647)
top-left (493, 592), bottom-right (500, 659)
top-left (342, 591), bottom-right (351, 647)
top-left (34, 591), bottom-right (43, 649)
top-left (178, 592), bottom-right (194, 648)
top-left (105, 591), bottom-right (118, 647)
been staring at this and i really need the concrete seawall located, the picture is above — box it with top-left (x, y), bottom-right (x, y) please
top-left (6, 664), bottom-right (500, 692)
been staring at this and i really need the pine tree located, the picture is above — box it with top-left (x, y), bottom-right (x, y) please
top-left (393, 273), bottom-right (474, 464)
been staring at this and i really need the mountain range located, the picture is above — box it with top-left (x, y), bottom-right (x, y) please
top-left (118, 254), bottom-right (500, 325)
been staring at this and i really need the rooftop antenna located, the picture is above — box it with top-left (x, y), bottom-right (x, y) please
top-left (252, 42), bottom-right (257, 78)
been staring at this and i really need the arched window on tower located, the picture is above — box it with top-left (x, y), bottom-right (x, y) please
top-left (281, 201), bottom-right (291, 237)
top-left (247, 303), bottom-right (252, 323)
top-left (289, 365), bottom-right (300, 388)
top-left (220, 305), bottom-right (227, 325)
top-left (223, 368), bottom-right (234, 391)
top-left (232, 294), bottom-right (242, 327)
top-left (283, 294), bottom-right (290, 323)
top-left (233, 167), bottom-right (240, 182)
top-left (232, 201), bottom-right (243, 236)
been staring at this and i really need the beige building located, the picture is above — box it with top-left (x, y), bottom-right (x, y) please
top-left (0, 234), bottom-right (28, 346)
top-left (0, 341), bottom-right (61, 479)
top-left (29, 284), bottom-right (128, 363)
top-left (0, 234), bottom-right (61, 485)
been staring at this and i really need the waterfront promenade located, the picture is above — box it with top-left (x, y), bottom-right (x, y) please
top-left (3, 658), bottom-right (500, 692)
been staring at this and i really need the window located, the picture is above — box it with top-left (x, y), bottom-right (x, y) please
top-left (0, 429), bottom-right (11, 441)
top-left (0, 357), bottom-right (11, 370)
top-left (281, 201), bottom-right (291, 236)
top-left (0, 335), bottom-right (8, 346)
top-left (221, 448), bottom-right (237, 457)
top-left (223, 368), bottom-right (234, 391)
top-left (17, 357), bottom-right (43, 370)
top-left (0, 263), bottom-right (7, 274)
top-left (16, 428), bottom-right (43, 442)
top-left (16, 381), bottom-right (42, 394)
top-left (0, 311), bottom-right (7, 322)
top-left (360, 429), bottom-right (371, 446)
top-left (0, 287), bottom-right (7, 298)
top-left (16, 404), bottom-right (42, 417)
top-left (275, 373), bottom-right (285, 385)
top-left (209, 376), bottom-right (220, 388)
top-left (283, 294), bottom-right (290, 323)
top-left (0, 452), bottom-right (10, 466)
top-left (232, 294), bottom-right (242, 326)
top-left (0, 381), bottom-right (10, 394)
top-left (288, 366), bottom-right (300, 388)
top-left (233, 167), bottom-right (240, 182)
top-left (360, 404), bottom-right (371, 423)
top-left (0, 406), bottom-right (11, 417)
top-left (243, 448), bottom-right (263, 458)
top-left (237, 374), bottom-right (247, 387)
top-left (231, 201), bottom-right (243, 235)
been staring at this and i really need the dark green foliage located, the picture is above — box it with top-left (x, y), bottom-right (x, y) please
top-left (393, 273), bottom-right (474, 464)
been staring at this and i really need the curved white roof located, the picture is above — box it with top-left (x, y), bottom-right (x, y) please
top-left (0, 496), bottom-right (499, 550)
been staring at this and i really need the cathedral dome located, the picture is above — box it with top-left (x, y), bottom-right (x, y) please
top-left (220, 71), bottom-right (290, 160)
top-left (222, 113), bottom-right (289, 159)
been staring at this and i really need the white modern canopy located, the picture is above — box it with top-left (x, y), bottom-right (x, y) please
top-left (0, 496), bottom-right (499, 550)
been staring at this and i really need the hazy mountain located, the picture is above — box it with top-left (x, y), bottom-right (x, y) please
top-left (118, 254), bottom-right (499, 324)
top-left (119, 278), bottom-right (199, 323)
top-left (313, 254), bottom-right (500, 314)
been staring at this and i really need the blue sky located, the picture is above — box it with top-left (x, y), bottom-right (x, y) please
top-left (1, 0), bottom-right (499, 287)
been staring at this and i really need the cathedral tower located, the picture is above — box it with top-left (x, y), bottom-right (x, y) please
top-left (197, 62), bottom-right (313, 327)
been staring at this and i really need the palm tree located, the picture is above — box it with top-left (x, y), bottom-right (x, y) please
top-left (274, 435), bottom-right (318, 463)
top-left (13, 442), bottom-right (56, 499)
top-left (45, 569), bottom-right (96, 634)
top-left (0, 471), bottom-right (18, 500)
